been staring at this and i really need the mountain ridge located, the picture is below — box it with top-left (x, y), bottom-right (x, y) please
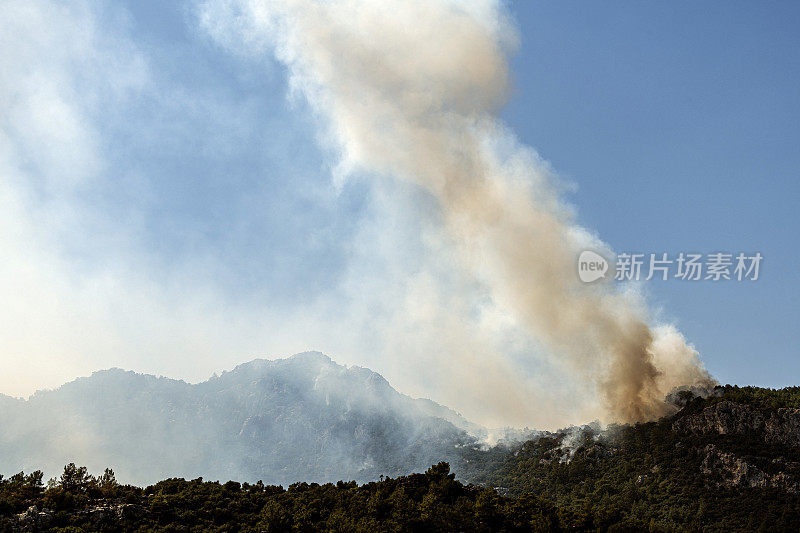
top-left (0, 352), bottom-right (480, 487)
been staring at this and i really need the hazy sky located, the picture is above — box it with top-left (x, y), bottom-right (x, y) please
top-left (2, 0), bottom-right (798, 428)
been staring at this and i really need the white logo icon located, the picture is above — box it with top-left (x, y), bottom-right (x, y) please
top-left (578, 250), bottom-right (609, 283)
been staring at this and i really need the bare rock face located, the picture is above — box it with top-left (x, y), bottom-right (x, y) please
top-left (12, 506), bottom-right (53, 531)
top-left (673, 400), bottom-right (800, 447)
top-left (700, 444), bottom-right (800, 493)
top-left (80, 503), bottom-right (145, 528)
top-left (673, 400), bottom-right (800, 494)
top-left (10, 503), bottom-right (145, 532)
top-left (765, 408), bottom-right (800, 446)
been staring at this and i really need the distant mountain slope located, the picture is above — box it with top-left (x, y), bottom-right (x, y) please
top-left (459, 386), bottom-right (800, 530)
top-left (0, 352), bottom-right (478, 486)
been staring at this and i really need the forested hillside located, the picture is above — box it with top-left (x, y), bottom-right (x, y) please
top-left (3, 386), bottom-right (800, 531)
top-left (1, 462), bottom-right (574, 532)
top-left (460, 385), bottom-right (800, 530)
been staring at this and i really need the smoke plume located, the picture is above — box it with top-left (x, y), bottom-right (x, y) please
top-left (209, 0), bottom-right (714, 423)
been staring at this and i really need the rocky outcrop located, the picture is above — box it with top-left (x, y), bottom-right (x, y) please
top-left (671, 401), bottom-right (800, 493)
top-left (11, 506), bottom-right (53, 532)
top-left (700, 444), bottom-right (800, 493)
top-left (10, 503), bottom-right (145, 532)
top-left (78, 503), bottom-right (145, 528)
top-left (673, 400), bottom-right (800, 447)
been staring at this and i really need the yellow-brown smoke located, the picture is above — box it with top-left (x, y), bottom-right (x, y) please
top-left (228, 0), bottom-right (714, 423)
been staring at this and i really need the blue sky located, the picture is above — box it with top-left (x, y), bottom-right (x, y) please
top-left (504, 1), bottom-right (800, 387)
top-left (1, 0), bottom-right (798, 427)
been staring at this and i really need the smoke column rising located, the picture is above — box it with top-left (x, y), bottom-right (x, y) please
top-left (207, 0), bottom-right (714, 423)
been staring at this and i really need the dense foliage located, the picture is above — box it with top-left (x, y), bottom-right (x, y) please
top-left (1, 462), bottom-right (580, 532)
top-left (690, 384), bottom-right (800, 411)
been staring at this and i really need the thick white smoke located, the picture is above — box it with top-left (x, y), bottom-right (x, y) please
top-left (204, 0), bottom-right (714, 423)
